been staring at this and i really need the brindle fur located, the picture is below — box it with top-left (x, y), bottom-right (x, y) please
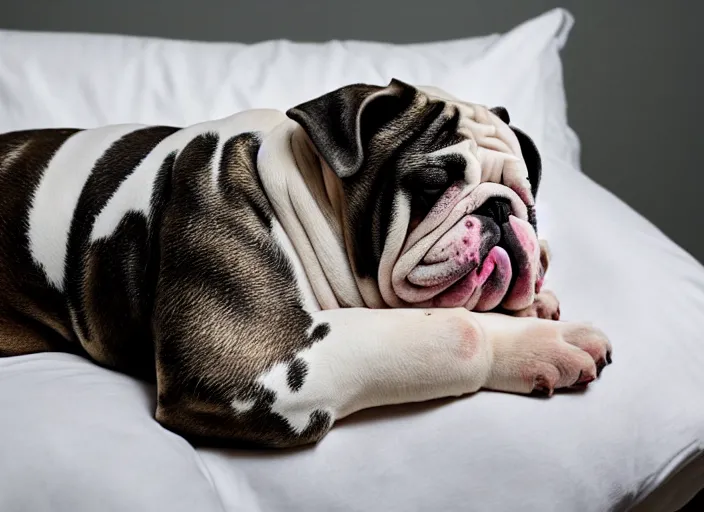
top-left (153, 132), bottom-right (332, 446)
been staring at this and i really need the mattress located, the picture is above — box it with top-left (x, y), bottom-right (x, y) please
top-left (1, 8), bottom-right (703, 511)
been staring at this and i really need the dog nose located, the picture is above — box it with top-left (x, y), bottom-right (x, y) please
top-left (475, 197), bottom-right (512, 225)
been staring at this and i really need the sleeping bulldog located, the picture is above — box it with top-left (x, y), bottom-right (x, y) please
top-left (0, 79), bottom-right (611, 447)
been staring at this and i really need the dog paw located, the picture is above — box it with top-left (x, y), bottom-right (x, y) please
top-left (511, 290), bottom-right (560, 321)
top-left (481, 316), bottom-right (612, 396)
top-left (560, 323), bottom-right (613, 377)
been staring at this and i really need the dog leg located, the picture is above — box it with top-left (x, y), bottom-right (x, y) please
top-left (154, 306), bottom-right (610, 448)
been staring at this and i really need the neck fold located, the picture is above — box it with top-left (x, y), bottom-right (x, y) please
top-left (257, 119), bottom-right (366, 310)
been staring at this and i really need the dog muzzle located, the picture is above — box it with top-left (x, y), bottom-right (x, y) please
top-left (384, 180), bottom-right (543, 312)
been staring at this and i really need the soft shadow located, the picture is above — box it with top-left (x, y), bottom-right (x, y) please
top-left (336, 396), bottom-right (458, 427)
top-left (194, 396), bottom-right (466, 458)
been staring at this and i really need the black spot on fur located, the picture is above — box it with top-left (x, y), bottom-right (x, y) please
top-left (153, 128), bottom-right (335, 447)
top-left (143, 152), bottom-right (177, 304)
top-left (287, 358), bottom-right (308, 392)
top-left (310, 323), bottom-right (330, 342)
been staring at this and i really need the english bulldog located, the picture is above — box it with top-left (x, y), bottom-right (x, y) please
top-left (0, 79), bottom-right (611, 447)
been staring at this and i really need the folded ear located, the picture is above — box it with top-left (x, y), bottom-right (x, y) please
top-left (286, 78), bottom-right (416, 178)
top-left (510, 126), bottom-right (542, 198)
top-left (490, 106), bottom-right (510, 124)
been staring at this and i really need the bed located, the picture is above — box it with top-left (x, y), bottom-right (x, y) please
top-left (1, 8), bottom-right (703, 511)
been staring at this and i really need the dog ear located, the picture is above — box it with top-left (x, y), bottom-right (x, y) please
top-left (490, 106), bottom-right (541, 198)
top-left (510, 126), bottom-right (542, 199)
top-left (286, 79), bottom-right (416, 178)
top-left (490, 106), bottom-right (510, 124)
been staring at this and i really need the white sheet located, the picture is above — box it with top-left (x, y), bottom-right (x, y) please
top-left (1, 157), bottom-right (702, 511)
top-left (1, 8), bottom-right (703, 511)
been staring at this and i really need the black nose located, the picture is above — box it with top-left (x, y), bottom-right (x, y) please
top-left (475, 197), bottom-right (512, 225)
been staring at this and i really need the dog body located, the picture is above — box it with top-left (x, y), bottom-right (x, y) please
top-left (0, 80), bottom-right (610, 447)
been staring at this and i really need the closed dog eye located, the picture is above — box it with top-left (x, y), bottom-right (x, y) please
top-left (422, 187), bottom-right (443, 197)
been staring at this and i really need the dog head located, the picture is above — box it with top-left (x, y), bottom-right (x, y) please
top-left (287, 78), bottom-right (546, 311)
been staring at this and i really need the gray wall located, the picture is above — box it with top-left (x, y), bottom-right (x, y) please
top-left (1, 0), bottom-right (702, 262)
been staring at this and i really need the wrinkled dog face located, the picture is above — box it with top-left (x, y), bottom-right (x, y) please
top-left (288, 78), bottom-right (545, 312)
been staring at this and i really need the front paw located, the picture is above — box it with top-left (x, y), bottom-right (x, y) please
top-left (511, 290), bottom-right (560, 321)
top-left (481, 315), bottom-right (612, 396)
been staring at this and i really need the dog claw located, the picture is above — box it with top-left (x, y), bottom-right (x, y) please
top-left (575, 370), bottom-right (595, 386)
top-left (606, 351), bottom-right (612, 364)
top-left (533, 385), bottom-right (553, 397)
top-left (532, 375), bottom-right (555, 397)
top-left (596, 359), bottom-right (606, 376)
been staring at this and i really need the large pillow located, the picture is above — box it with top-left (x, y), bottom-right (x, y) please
top-left (0, 8), bottom-right (580, 166)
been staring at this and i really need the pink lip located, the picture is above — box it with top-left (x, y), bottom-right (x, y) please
top-left (406, 251), bottom-right (480, 288)
top-left (500, 216), bottom-right (539, 310)
top-left (406, 215), bottom-right (494, 289)
top-left (430, 245), bottom-right (512, 308)
top-left (474, 246), bottom-right (513, 311)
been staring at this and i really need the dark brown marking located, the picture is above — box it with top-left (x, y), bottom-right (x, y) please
top-left (286, 358), bottom-right (309, 392)
top-left (0, 129), bottom-right (82, 356)
top-left (64, 126), bottom-right (178, 379)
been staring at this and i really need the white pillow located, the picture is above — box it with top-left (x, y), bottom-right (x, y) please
top-left (0, 8), bottom-right (579, 166)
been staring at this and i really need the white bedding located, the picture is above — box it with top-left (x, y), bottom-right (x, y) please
top-left (1, 8), bottom-right (703, 511)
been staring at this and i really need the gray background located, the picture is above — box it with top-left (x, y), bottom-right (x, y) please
top-left (1, 0), bottom-right (702, 262)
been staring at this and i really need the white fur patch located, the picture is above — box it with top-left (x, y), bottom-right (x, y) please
top-left (27, 125), bottom-right (145, 290)
top-left (253, 306), bottom-right (489, 433)
top-left (230, 398), bottom-right (255, 413)
top-left (429, 140), bottom-right (481, 185)
top-left (257, 360), bottom-right (320, 433)
top-left (90, 126), bottom-right (207, 242)
top-left (256, 321), bottom-right (338, 434)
